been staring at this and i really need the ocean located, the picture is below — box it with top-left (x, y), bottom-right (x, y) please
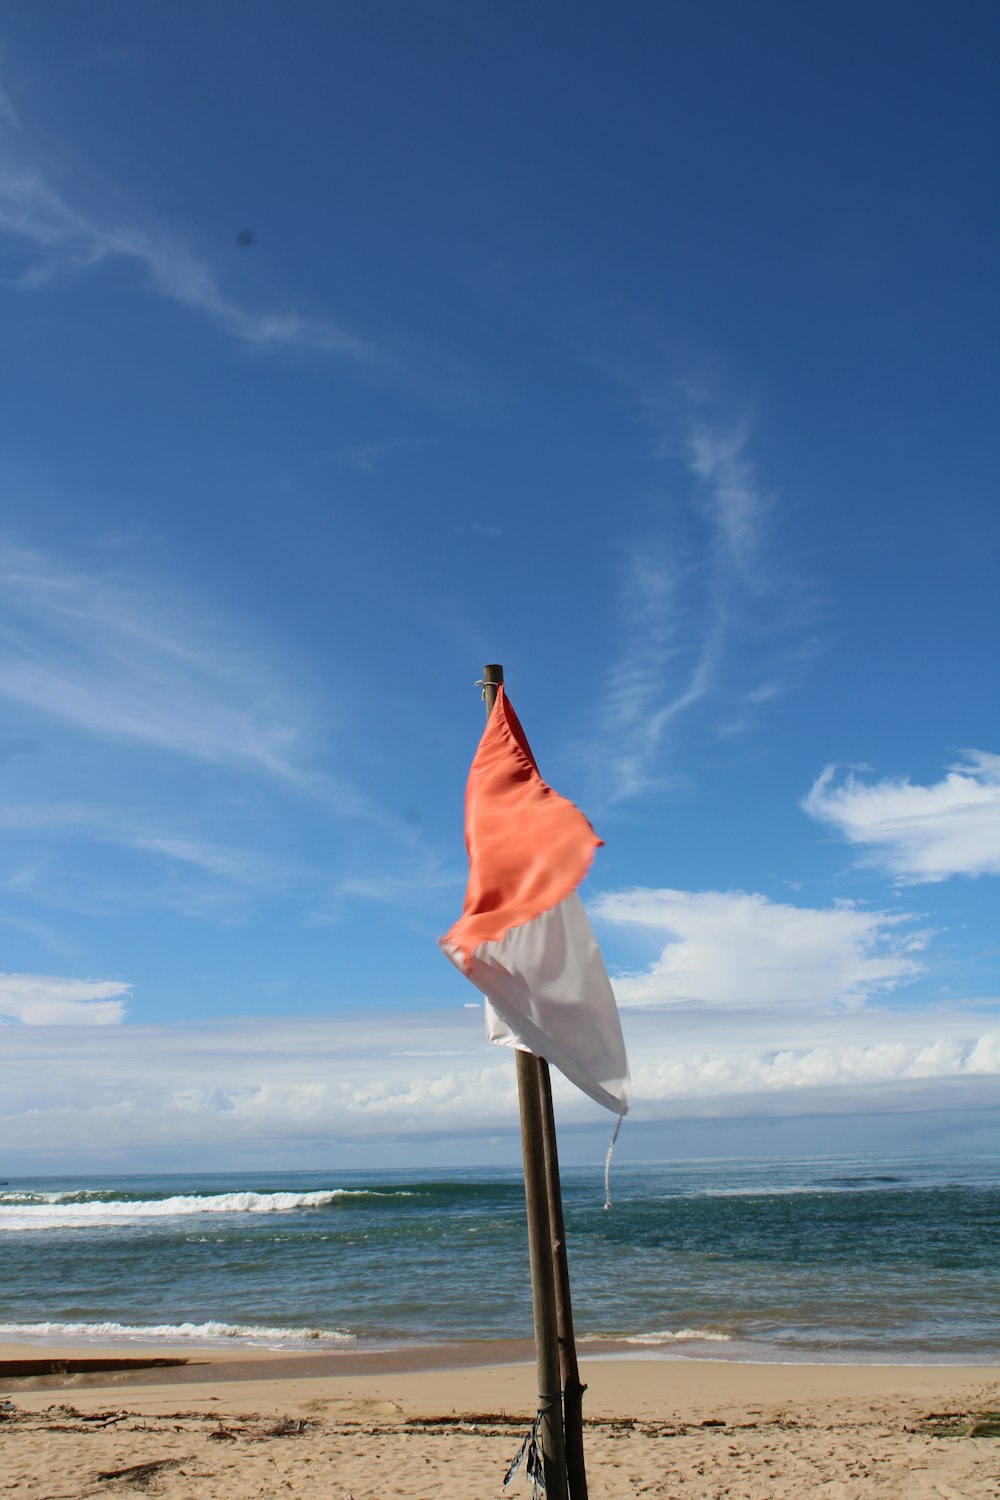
top-left (2, 1152), bottom-right (998, 1364)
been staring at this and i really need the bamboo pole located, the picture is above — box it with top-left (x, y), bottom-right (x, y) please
top-left (538, 1061), bottom-right (589, 1500)
top-left (481, 664), bottom-right (567, 1500)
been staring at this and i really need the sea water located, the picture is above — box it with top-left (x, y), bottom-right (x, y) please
top-left (1, 1153), bottom-right (998, 1363)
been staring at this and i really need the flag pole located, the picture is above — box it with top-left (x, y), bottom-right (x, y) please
top-left (482, 665), bottom-right (568, 1500)
top-left (538, 1061), bottom-right (589, 1500)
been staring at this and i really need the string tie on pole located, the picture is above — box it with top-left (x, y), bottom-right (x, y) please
top-left (503, 1397), bottom-right (560, 1497)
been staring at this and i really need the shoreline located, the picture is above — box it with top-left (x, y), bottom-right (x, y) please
top-left (3, 1332), bottom-right (995, 1374)
top-left (2, 1335), bottom-right (999, 1394)
top-left (3, 1336), bottom-right (997, 1408)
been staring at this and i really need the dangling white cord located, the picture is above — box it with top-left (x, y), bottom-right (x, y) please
top-left (603, 1113), bottom-right (624, 1211)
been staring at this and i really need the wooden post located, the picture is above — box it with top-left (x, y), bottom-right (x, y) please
top-left (538, 1061), bottom-right (589, 1500)
top-left (482, 664), bottom-right (568, 1500)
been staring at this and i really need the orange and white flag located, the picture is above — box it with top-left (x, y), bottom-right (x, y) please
top-left (441, 686), bottom-right (629, 1115)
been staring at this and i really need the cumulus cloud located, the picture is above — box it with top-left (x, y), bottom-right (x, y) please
top-left (2, 1004), bottom-right (998, 1166)
top-left (631, 1024), bottom-right (1000, 1105)
top-left (803, 752), bottom-right (1000, 882)
top-left (1, 1013), bottom-right (515, 1155)
top-left (0, 972), bottom-right (129, 1025)
top-left (592, 887), bottom-right (927, 1007)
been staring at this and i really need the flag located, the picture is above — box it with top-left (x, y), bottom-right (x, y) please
top-left (441, 686), bottom-right (630, 1115)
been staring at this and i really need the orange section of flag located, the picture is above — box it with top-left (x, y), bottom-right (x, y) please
top-left (444, 686), bottom-right (602, 964)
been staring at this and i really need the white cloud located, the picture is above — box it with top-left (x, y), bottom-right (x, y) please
top-left (1, 1003), bottom-right (997, 1167)
top-left (592, 887), bottom-right (927, 1007)
top-left (625, 1005), bottom-right (1000, 1113)
top-left (0, 111), bottom-right (374, 361)
top-left (803, 752), bottom-right (1000, 882)
top-left (0, 972), bottom-right (129, 1025)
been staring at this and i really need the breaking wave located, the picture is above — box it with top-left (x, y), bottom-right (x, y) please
top-left (0, 1320), bottom-right (354, 1347)
top-left (586, 1327), bottom-right (733, 1345)
top-left (0, 1187), bottom-right (406, 1230)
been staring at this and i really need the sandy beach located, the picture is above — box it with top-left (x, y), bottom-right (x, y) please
top-left (1, 1344), bottom-right (997, 1498)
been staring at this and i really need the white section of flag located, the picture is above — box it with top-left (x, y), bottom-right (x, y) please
top-left (446, 891), bottom-right (629, 1115)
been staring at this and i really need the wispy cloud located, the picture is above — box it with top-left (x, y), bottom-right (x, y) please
top-left (0, 536), bottom-right (419, 847)
top-left (0, 971), bottom-right (128, 1025)
top-left (0, 101), bottom-right (375, 361)
top-left (804, 752), bottom-right (1000, 882)
top-left (588, 398), bottom-right (802, 803)
top-left (592, 887), bottom-right (928, 1007)
top-left (336, 438), bottom-right (423, 474)
top-left (126, 833), bottom-right (293, 885)
top-left (0, 796), bottom-right (449, 928)
top-left (0, 83), bottom-right (18, 131)
top-left (0, 540), bottom-right (314, 781)
top-left (742, 679), bottom-right (788, 706)
top-left (597, 546), bottom-right (722, 800)
top-left (0, 911), bottom-right (77, 958)
top-left (334, 862), bottom-right (461, 906)
top-left (0, 595), bottom-right (461, 915)
top-left (0, 737), bottom-right (41, 766)
top-left (454, 521), bottom-right (503, 540)
top-left (686, 418), bottom-right (772, 589)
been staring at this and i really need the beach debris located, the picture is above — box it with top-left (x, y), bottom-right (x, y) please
top-left (27, 1404), bottom-right (133, 1432)
top-left (913, 1409), bottom-right (1000, 1439)
top-left (263, 1416), bottom-right (313, 1436)
top-left (80, 1408), bottom-right (130, 1428)
top-left (406, 1412), bottom-right (526, 1428)
top-left (94, 1456), bottom-right (190, 1490)
top-left (204, 1414), bottom-right (314, 1443)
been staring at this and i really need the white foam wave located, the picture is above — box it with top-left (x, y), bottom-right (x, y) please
top-left (633, 1328), bottom-right (732, 1343)
top-left (0, 1187), bottom-right (395, 1229)
top-left (687, 1185), bottom-right (828, 1198)
top-left (686, 1179), bottom-right (907, 1199)
top-left (0, 1190), bottom-right (139, 1205)
top-left (0, 1320), bottom-right (354, 1348)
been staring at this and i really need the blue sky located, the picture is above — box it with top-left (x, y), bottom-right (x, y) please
top-left (1, 2), bottom-right (998, 1171)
